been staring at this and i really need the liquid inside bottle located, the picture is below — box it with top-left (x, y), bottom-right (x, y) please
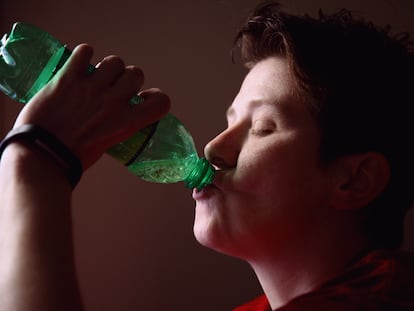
top-left (0, 22), bottom-right (214, 190)
top-left (107, 113), bottom-right (214, 189)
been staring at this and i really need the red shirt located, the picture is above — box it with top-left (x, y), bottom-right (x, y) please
top-left (232, 250), bottom-right (414, 311)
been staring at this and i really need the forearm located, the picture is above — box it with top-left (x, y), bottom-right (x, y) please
top-left (0, 142), bottom-right (84, 311)
top-left (0, 43), bottom-right (169, 311)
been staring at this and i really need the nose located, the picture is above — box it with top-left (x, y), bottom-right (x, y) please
top-left (204, 127), bottom-right (241, 170)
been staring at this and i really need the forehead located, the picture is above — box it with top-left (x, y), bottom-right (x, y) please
top-left (245, 56), bottom-right (295, 92)
top-left (228, 56), bottom-right (300, 118)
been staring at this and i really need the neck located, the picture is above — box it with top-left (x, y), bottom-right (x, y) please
top-left (247, 218), bottom-right (370, 310)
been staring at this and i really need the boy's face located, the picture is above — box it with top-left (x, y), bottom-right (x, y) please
top-left (192, 56), bottom-right (338, 259)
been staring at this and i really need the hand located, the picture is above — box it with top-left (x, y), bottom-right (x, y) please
top-left (13, 44), bottom-right (171, 169)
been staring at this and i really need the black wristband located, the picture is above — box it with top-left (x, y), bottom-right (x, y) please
top-left (0, 124), bottom-right (83, 188)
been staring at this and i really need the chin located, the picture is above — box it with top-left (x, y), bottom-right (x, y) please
top-left (192, 215), bottom-right (240, 258)
top-left (193, 213), bottom-right (221, 247)
top-left (194, 234), bottom-right (232, 256)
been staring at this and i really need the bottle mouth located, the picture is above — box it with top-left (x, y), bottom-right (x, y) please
top-left (184, 157), bottom-right (215, 190)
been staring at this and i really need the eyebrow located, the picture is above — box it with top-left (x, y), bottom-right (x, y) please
top-left (226, 98), bottom-right (302, 129)
top-left (226, 99), bottom-right (280, 120)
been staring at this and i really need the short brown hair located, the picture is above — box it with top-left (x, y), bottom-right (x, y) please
top-left (233, 1), bottom-right (414, 248)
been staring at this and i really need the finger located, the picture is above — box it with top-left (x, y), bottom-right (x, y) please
top-left (110, 65), bottom-right (145, 102)
top-left (92, 55), bottom-right (125, 88)
top-left (20, 44), bottom-right (94, 120)
top-left (126, 88), bottom-right (171, 129)
top-left (60, 43), bottom-right (94, 76)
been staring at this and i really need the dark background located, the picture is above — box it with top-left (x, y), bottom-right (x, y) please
top-left (1, 1), bottom-right (414, 310)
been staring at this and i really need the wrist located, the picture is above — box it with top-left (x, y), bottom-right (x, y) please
top-left (0, 139), bottom-right (75, 191)
top-left (0, 125), bottom-right (82, 188)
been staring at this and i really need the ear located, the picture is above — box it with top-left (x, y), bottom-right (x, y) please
top-left (331, 152), bottom-right (390, 211)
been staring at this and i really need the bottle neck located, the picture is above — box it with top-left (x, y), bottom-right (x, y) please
top-left (184, 157), bottom-right (215, 190)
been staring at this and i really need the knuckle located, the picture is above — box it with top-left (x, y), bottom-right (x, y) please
top-left (152, 88), bottom-right (171, 107)
top-left (102, 55), bottom-right (125, 68)
top-left (126, 66), bottom-right (145, 82)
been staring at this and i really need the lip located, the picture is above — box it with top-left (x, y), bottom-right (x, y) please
top-left (192, 183), bottom-right (218, 201)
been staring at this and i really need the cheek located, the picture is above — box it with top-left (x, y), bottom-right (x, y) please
top-left (234, 146), bottom-right (290, 193)
top-left (233, 139), bottom-right (323, 211)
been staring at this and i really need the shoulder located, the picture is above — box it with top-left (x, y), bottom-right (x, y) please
top-left (283, 249), bottom-right (414, 311)
top-left (231, 250), bottom-right (414, 311)
top-left (232, 294), bottom-right (271, 311)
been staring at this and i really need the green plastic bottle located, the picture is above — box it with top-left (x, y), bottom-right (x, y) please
top-left (0, 22), bottom-right (214, 190)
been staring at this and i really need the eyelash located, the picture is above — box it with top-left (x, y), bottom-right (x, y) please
top-left (250, 126), bottom-right (276, 136)
top-left (250, 128), bottom-right (274, 136)
top-left (250, 120), bottom-right (276, 136)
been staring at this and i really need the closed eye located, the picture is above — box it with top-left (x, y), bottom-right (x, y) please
top-left (250, 119), bottom-right (276, 136)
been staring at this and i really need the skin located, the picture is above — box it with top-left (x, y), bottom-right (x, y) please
top-left (0, 49), bottom-right (390, 310)
top-left (193, 56), bottom-right (333, 256)
top-left (0, 44), bottom-right (170, 311)
top-left (192, 56), bottom-right (390, 309)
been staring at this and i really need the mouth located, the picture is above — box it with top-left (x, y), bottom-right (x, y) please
top-left (192, 183), bottom-right (218, 201)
